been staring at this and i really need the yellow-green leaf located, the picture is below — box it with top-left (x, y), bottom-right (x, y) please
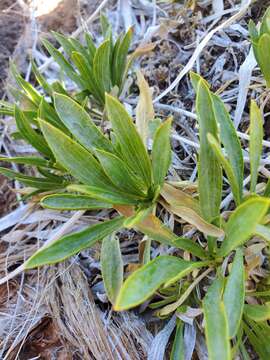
top-left (244, 304), bottom-right (270, 322)
top-left (218, 198), bottom-right (270, 257)
top-left (114, 255), bottom-right (208, 311)
top-left (207, 133), bottom-right (241, 205)
top-left (192, 74), bottom-right (222, 222)
top-left (152, 118), bottom-right (172, 188)
top-left (41, 193), bottom-right (112, 210)
top-left (24, 216), bottom-right (125, 269)
top-left (249, 100), bottom-right (263, 193)
top-left (54, 93), bottom-right (113, 153)
top-left (105, 94), bottom-right (152, 187)
top-left (101, 233), bottom-right (123, 304)
top-left (223, 248), bottom-right (245, 338)
top-left (39, 119), bottom-right (114, 190)
top-left (203, 277), bottom-right (231, 360)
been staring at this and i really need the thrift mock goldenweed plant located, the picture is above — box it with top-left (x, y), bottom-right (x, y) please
top-left (2, 11), bottom-right (270, 359)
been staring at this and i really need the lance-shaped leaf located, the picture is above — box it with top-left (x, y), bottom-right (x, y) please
top-left (105, 94), bottom-right (152, 187)
top-left (93, 40), bottom-right (111, 100)
top-left (114, 255), bottom-right (209, 311)
top-left (101, 233), bottom-right (123, 304)
top-left (257, 34), bottom-right (270, 88)
top-left (112, 28), bottom-right (133, 87)
top-left (0, 167), bottom-right (65, 190)
top-left (71, 52), bottom-right (103, 104)
top-left (41, 193), bottom-right (112, 210)
top-left (203, 277), bottom-right (231, 360)
top-left (42, 38), bottom-right (85, 89)
top-left (192, 74), bottom-right (222, 222)
top-left (24, 216), bottom-right (125, 269)
top-left (207, 133), bottom-right (241, 205)
top-left (85, 33), bottom-right (96, 64)
top-left (54, 94), bottom-right (113, 153)
top-left (0, 156), bottom-right (51, 168)
top-left (11, 63), bottom-right (42, 106)
top-left (39, 119), bottom-right (114, 189)
top-left (223, 248), bottom-right (245, 338)
top-left (15, 106), bottom-right (53, 158)
top-left (135, 70), bottom-right (154, 145)
top-left (31, 59), bottom-right (53, 96)
top-left (95, 149), bottom-right (147, 196)
top-left (152, 118), bottom-right (172, 188)
top-left (39, 98), bottom-right (68, 132)
top-left (67, 184), bottom-right (147, 206)
top-left (244, 304), bottom-right (270, 322)
top-left (170, 320), bottom-right (185, 360)
top-left (211, 93), bottom-right (243, 203)
top-left (218, 198), bottom-right (270, 257)
top-left (249, 100), bottom-right (263, 193)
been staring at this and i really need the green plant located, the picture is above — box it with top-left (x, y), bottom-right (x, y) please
top-left (249, 7), bottom-right (270, 87)
top-left (2, 16), bottom-right (270, 360)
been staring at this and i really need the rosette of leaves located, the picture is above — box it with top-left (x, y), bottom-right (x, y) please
top-left (2, 71), bottom-right (270, 359)
top-left (42, 15), bottom-right (135, 106)
top-left (249, 6), bottom-right (270, 87)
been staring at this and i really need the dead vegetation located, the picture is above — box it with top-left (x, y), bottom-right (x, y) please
top-left (1, 0), bottom-right (270, 359)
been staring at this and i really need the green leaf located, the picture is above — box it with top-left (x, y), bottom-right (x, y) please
top-left (85, 33), bottom-right (96, 64)
top-left (93, 40), bottom-right (111, 100)
top-left (0, 156), bottom-right (51, 168)
top-left (152, 118), bottom-right (172, 188)
top-left (95, 149), bottom-right (147, 196)
top-left (243, 319), bottom-right (270, 360)
top-left (249, 100), bottom-right (263, 193)
top-left (11, 63), bottom-right (42, 106)
top-left (52, 31), bottom-right (76, 57)
top-left (114, 256), bottom-right (208, 310)
top-left (112, 28), bottom-right (133, 88)
top-left (24, 216), bottom-right (125, 269)
top-left (192, 74), bottom-right (222, 222)
top-left (67, 184), bottom-right (147, 205)
top-left (211, 93), bottom-right (243, 202)
top-left (105, 94), bottom-right (152, 188)
top-left (257, 34), bottom-right (270, 87)
top-left (170, 320), bottom-right (185, 360)
top-left (54, 93), bottom-right (113, 152)
top-left (249, 20), bottom-right (259, 43)
top-left (244, 304), bottom-right (270, 322)
top-left (39, 119), bottom-right (114, 189)
top-left (207, 133), bottom-right (241, 205)
top-left (203, 277), bottom-right (231, 360)
top-left (223, 248), bottom-right (245, 338)
top-left (39, 97), bottom-right (67, 132)
top-left (101, 233), bottom-right (123, 303)
top-left (31, 59), bottom-right (53, 96)
top-left (218, 197), bottom-right (270, 257)
top-left (42, 38), bottom-right (85, 89)
top-left (41, 193), bottom-right (112, 210)
top-left (71, 51), bottom-right (103, 103)
top-left (15, 106), bottom-right (53, 158)
top-left (0, 167), bottom-right (65, 190)
top-left (260, 7), bottom-right (270, 36)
